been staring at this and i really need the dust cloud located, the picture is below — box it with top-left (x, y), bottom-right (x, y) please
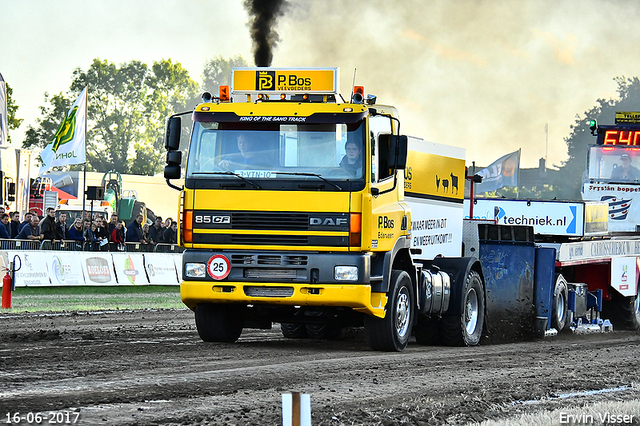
top-left (269, 0), bottom-right (640, 168)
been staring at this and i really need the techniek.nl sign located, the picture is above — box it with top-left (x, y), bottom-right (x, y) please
top-left (464, 199), bottom-right (584, 236)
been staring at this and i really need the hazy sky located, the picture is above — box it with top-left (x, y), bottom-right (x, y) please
top-left (2, 0), bottom-right (640, 169)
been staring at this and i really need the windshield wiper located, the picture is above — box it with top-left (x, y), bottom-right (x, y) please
top-left (191, 171), bottom-right (261, 189)
top-left (275, 172), bottom-right (343, 190)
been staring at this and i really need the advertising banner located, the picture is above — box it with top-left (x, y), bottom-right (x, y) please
top-left (582, 183), bottom-right (640, 232)
top-left (78, 253), bottom-right (118, 286)
top-left (12, 251), bottom-right (51, 287)
top-left (465, 199), bottom-right (585, 237)
top-left (111, 253), bottom-right (149, 286)
top-left (144, 253), bottom-right (179, 285)
top-left (406, 198), bottom-right (463, 259)
top-left (610, 257), bottom-right (639, 297)
top-left (47, 251), bottom-right (85, 285)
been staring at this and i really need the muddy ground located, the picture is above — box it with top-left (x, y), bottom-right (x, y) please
top-left (1, 309), bottom-right (639, 426)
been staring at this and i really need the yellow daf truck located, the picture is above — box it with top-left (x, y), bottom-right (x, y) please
top-left (164, 68), bottom-right (485, 351)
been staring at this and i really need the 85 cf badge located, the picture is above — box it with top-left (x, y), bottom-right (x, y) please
top-left (207, 255), bottom-right (231, 280)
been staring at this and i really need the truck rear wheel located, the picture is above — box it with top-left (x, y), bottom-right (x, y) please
top-left (195, 303), bottom-right (243, 343)
top-left (605, 292), bottom-right (640, 330)
top-left (440, 270), bottom-right (484, 346)
top-left (364, 270), bottom-right (414, 352)
top-left (552, 274), bottom-right (568, 332)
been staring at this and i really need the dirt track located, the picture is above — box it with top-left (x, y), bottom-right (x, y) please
top-left (1, 309), bottom-right (639, 426)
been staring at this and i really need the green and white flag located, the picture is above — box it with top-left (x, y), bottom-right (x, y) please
top-left (39, 86), bottom-right (87, 175)
top-left (0, 73), bottom-right (7, 147)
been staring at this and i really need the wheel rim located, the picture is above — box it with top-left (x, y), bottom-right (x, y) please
top-left (465, 288), bottom-right (479, 334)
top-left (556, 291), bottom-right (566, 322)
top-left (395, 287), bottom-right (411, 338)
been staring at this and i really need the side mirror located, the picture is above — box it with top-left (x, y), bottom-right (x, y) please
top-left (164, 165), bottom-right (181, 180)
top-left (165, 116), bottom-right (181, 151)
top-left (379, 134), bottom-right (408, 170)
top-left (164, 151), bottom-right (182, 180)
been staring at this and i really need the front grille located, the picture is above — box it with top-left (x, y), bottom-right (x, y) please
top-left (230, 234), bottom-right (309, 245)
top-left (232, 212), bottom-right (308, 230)
top-left (244, 286), bottom-right (295, 297)
top-left (231, 254), bottom-right (309, 266)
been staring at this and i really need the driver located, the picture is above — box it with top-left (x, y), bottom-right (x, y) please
top-left (218, 133), bottom-right (269, 169)
top-left (339, 141), bottom-right (363, 177)
top-left (611, 153), bottom-right (640, 181)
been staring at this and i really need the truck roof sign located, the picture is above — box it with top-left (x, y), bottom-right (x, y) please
top-left (615, 111), bottom-right (640, 124)
top-left (232, 68), bottom-right (338, 95)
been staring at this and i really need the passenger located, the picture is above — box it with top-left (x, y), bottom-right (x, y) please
top-left (16, 215), bottom-right (41, 240)
top-left (218, 133), bottom-right (270, 169)
top-left (163, 220), bottom-right (178, 244)
top-left (0, 214), bottom-right (10, 239)
top-left (68, 218), bottom-right (85, 242)
top-left (18, 212), bottom-right (33, 234)
top-left (149, 216), bottom-right (164, 243)
top-left (56, 212), bottom-right (69, 240)
top-left (110, 220), bottom-right (125, 245)
top-left (108, 214), bottom-right (119, 235)
top-left (611, 153), bottom-right (640, 181)
top-left (339, 141), bottom-right (363, 177)
top-left (9, 211), bottom-right (20, 239)
top-left (83, 220), bottom-right (97, 243)
top-left (126, 214), bottom-right (144, 242)
top-left (40, 207), bottom-right (58, 241)
top-left (141, 223), bottom-right (152, 244)
top-left (94, 217), bottom-right (109, 246)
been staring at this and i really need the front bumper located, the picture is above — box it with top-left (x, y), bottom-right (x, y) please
top-left (179, 249), bottom-right (387, 317)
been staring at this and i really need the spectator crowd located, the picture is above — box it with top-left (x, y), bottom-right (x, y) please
top-left (0, 206), bottom-right (178, 247)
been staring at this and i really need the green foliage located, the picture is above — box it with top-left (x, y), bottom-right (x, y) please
top-left (202, 55), bottom-right (247, 93)
top-left (4, 82), bottom-right (23, 142)
top-left (24, 58), bottom-right (199, 175)
top-left (558, 76), bottom-right (640, 199)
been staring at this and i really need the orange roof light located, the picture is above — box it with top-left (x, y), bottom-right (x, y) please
top-left (219, 85), bottom-right (230, 102)
top-left (354, 86), bottom-right (364, 96)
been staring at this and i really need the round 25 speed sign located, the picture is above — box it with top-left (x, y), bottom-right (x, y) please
top-left (207, 255), bottom-right (231, 280)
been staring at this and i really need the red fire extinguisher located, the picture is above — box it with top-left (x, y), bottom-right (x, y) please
top-left (2, 270), bottom-right (11, 309)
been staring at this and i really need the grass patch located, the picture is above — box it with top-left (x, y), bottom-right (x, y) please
top-left (2, 286), bottom-right (184, 313)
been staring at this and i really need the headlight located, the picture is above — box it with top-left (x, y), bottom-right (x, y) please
top-left (185, 262), bottom-right (206, 278)
top-left (334, 266), bottom-right (358, 281)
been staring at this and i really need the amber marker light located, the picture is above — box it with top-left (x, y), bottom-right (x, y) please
top-left (183, 210), bottom-right (193, 243)
top-left (219, 85), bottom-right (230, 101)
top-left (349, 213), bottom-right (361, 247)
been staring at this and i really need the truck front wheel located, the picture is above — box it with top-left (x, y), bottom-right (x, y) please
top-left (195, 303), bottom-right (243, 342)
top-left (364, 270), bottom-right (414, 352)
top-left (606, 292), bottom-right (640, 330)
top-left (440, 270), bottom-right (485, 346)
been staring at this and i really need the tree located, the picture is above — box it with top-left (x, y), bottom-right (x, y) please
top-left (558, 76), bottom-right (640, 199)
top-left (202, 56), bottom-right (248, 94)
top-left (24, 58), bottom-right (198, 175)
top-left (4, 82), bottom-right (24, 143)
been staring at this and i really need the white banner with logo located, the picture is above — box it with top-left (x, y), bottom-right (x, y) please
top-left (145, 253), bottom-right (179, 285)
top-left (111, 253), bottom-right (149, 286)
top-left (12, 251), bottom-right (52, 286)
top-left (9, 251), bottom-right (182, 287)
top-left (78, 253), bottom-right (118, 285)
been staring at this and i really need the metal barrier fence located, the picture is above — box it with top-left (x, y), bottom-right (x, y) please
top-left (0, 239), bottom-right (184, 253)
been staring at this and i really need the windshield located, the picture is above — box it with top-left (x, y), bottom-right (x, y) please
top-left (586, 145), bottom-right (640, 183)
top-left (186, 120), bottom-right (366, 181)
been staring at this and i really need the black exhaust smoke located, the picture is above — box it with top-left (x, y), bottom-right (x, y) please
top-left (243, 0), bottom-right (288, 67)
